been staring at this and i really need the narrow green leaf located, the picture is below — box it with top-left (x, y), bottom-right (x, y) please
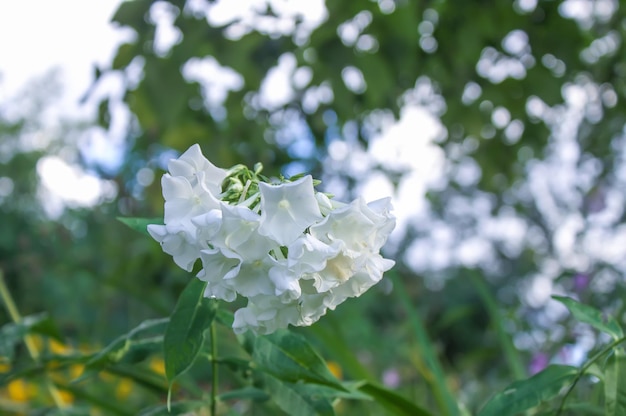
top-left (106, 364), bottom-right (169, 394)
top-left (390, 272), bottom-right (459, 415)
top-left (358, 381), bottom-right (433, 416)
top-left (86, 318), bottom-right (169, 369)
top-left (281, 380), bottom-right (372, 402)
top-left (117, 217), bottom-right (163, 237)
top-left (553, 296), bottom-right (623, 341)
top-left (54, 381), bottom-right (134, 416)
top-left (219, 356), bottom-right (253, 373)
top-left (27, 313), bottom-right (63, 341)
top-left (253, 330), bottom-right (344, 390)
top-left (547, 402), bottom-right (604, 415)
top-left (218, 386), bottom-right (270, 402)
top-left (308, 320), bottom-right (373, 380)
top-left (469, 271), bottom-right (525, 379)
top-left (164, 278), bottom-right (218, 382)
top-left (0, 313), bottom-right (62, 360)
top-left (263, 373), bottom-right (335, 416)
top-left (138, 400), bottom-right (206, 416)
top-left (478, 364), bottom-right (578, 416)
top-left (215, 309), bottom-right (235, 327)
top-left (605, 348), bottom-right (626, 416)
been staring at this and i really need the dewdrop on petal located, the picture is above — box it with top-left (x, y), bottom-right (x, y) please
top-left (150, 144), bottom-right (396, 335)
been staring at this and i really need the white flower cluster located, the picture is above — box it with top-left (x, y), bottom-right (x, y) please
top-left (148, 144), bottom-right (396, 335)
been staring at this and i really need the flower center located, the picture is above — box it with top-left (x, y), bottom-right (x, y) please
top-left (326, 254), bottom-right (353, 282)
top-left (278, 199), bottom-right (290, 209)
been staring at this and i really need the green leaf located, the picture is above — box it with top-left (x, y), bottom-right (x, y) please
top-left (262, 373), bottom-right (335, 416)
top-left (0, 313), bottom-right (62, 360)
top-left (358, 381), bottom-right (434, 416)
top-left (542, 402), bottom-right (604, 415)
top-left (105, 364), bottom-right (169, 394)
top-left (26, 313), bottom-right (63, 341)
top-left (215, 308), bottom-right (235, 327)
top-left (53, 381), bottom-right (134, 416)
top-left (390, 271), bottom-right (459, 415)
top-left (253, 329), bottom-right (344, 390)
top-left (605, 348), bottom-right (626, 416)
top-left (112, 42), bottom-right (138, 70)
top-left (164, 278), bottom-right (218, 383)
top-left (264, 379), bottom-right (371, 403)
top-left (308, 320), bottom-right (373, 380)
top-left (117, 217), bottom-right (163, 237)
top-left (469, 271), bottom-right (525, 379)
top-left (552, 296), bottom-right (624, 341)
top-left (218, 386), bottom-right (270, 402)
top-left (300, 381), bottom-right (371, 401)
top-left (138, 400), bottom-right (206, 416)
top-left (86, 318), bottom-right (169, 370)
top-left (111, 0), bottom-right (151, 27)
top-left (478, 364), bottom-right (579, 416)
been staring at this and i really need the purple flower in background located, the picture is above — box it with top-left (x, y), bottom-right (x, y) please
top-left (382, 368), bottom-right (401, 388)
top-left (529, 352), bottom-right (549, 375)
top-left (573, 273), bottom-right (590, 294)
top-left (584, 187), bottom-right (606, 214)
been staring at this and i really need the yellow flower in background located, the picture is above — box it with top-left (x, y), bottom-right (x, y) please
top-left (0, 360), bottom-right (10, 373)
top-left (70, 364), bottom-right (84, 379)
top-left (326, 361), bottom-right (343, 380)
top-left (57, 388), bottom-right (75, 405)
top-left (149, 356), bottom-right (166, 376)
top-left (49, 339), bottom-right (70, 355)
top-left (115, 378), bottom-right (133, 400)
top-left (7, 379), bottom-right (37, 402)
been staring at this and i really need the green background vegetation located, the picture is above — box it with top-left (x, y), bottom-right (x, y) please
top-left (2, 0), bottom-right (626, 414)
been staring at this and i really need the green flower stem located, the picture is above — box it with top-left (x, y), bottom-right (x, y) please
top-left (556, 336), bottom-right (626, 415)
top-left (0, 269), bottom-right (67, 411)
top-left (210, 321), bottom-right (218, 416)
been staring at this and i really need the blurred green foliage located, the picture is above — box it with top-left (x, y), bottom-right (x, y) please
top-left (2, 0), bottom-right (626, 414)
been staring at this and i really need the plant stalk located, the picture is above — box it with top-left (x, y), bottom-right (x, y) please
top-left (0, 269), bottom-right (67, 411)
top-left (555, 336), bottom-right (626, 415)
top-left (211, 321), bottom-right (218, 416)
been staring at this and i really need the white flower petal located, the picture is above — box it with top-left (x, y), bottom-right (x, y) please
top-left (232, 295), bottom-right (301, 335)
top-left (168, 144), bottom-right (227, 194)
top-left (192, 209), bottom-right (223, 248)
top-left (148, 223), bottom-right (200, 271)
top-left (162, 174), bottom-right (193, 201)
top-left (310, 197), bottom-right (395, 252)
top-left (228, 255), bottom-right (276, 298)
top-left (199, 247), bottom-right (241, 282)
top-left (287, 234), bottom-right (339, 275)
top-left (268, 262), bottom-right (301, 300)
top-left (162, 175), bottom-right (220, 228)
top-left (216, 204), bottom-right (272, 260)
top-left (258, 175), bottom-right (322, 245)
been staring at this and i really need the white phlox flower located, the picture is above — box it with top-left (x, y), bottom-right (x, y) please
top-left (287, 234), bottom-right (340, 275)
top-left (167, 143), bottom-right (227, 196)
top-left (147, 223), bottom-right (200, 272)
top-left (232, 295), bottom-right (300, 335)
top-left (258, 175), bottom-right (323, 246)
top-left (150, 144), bottom-right (396, 335)
top-left (214, 204), bottom-right (271, 261)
